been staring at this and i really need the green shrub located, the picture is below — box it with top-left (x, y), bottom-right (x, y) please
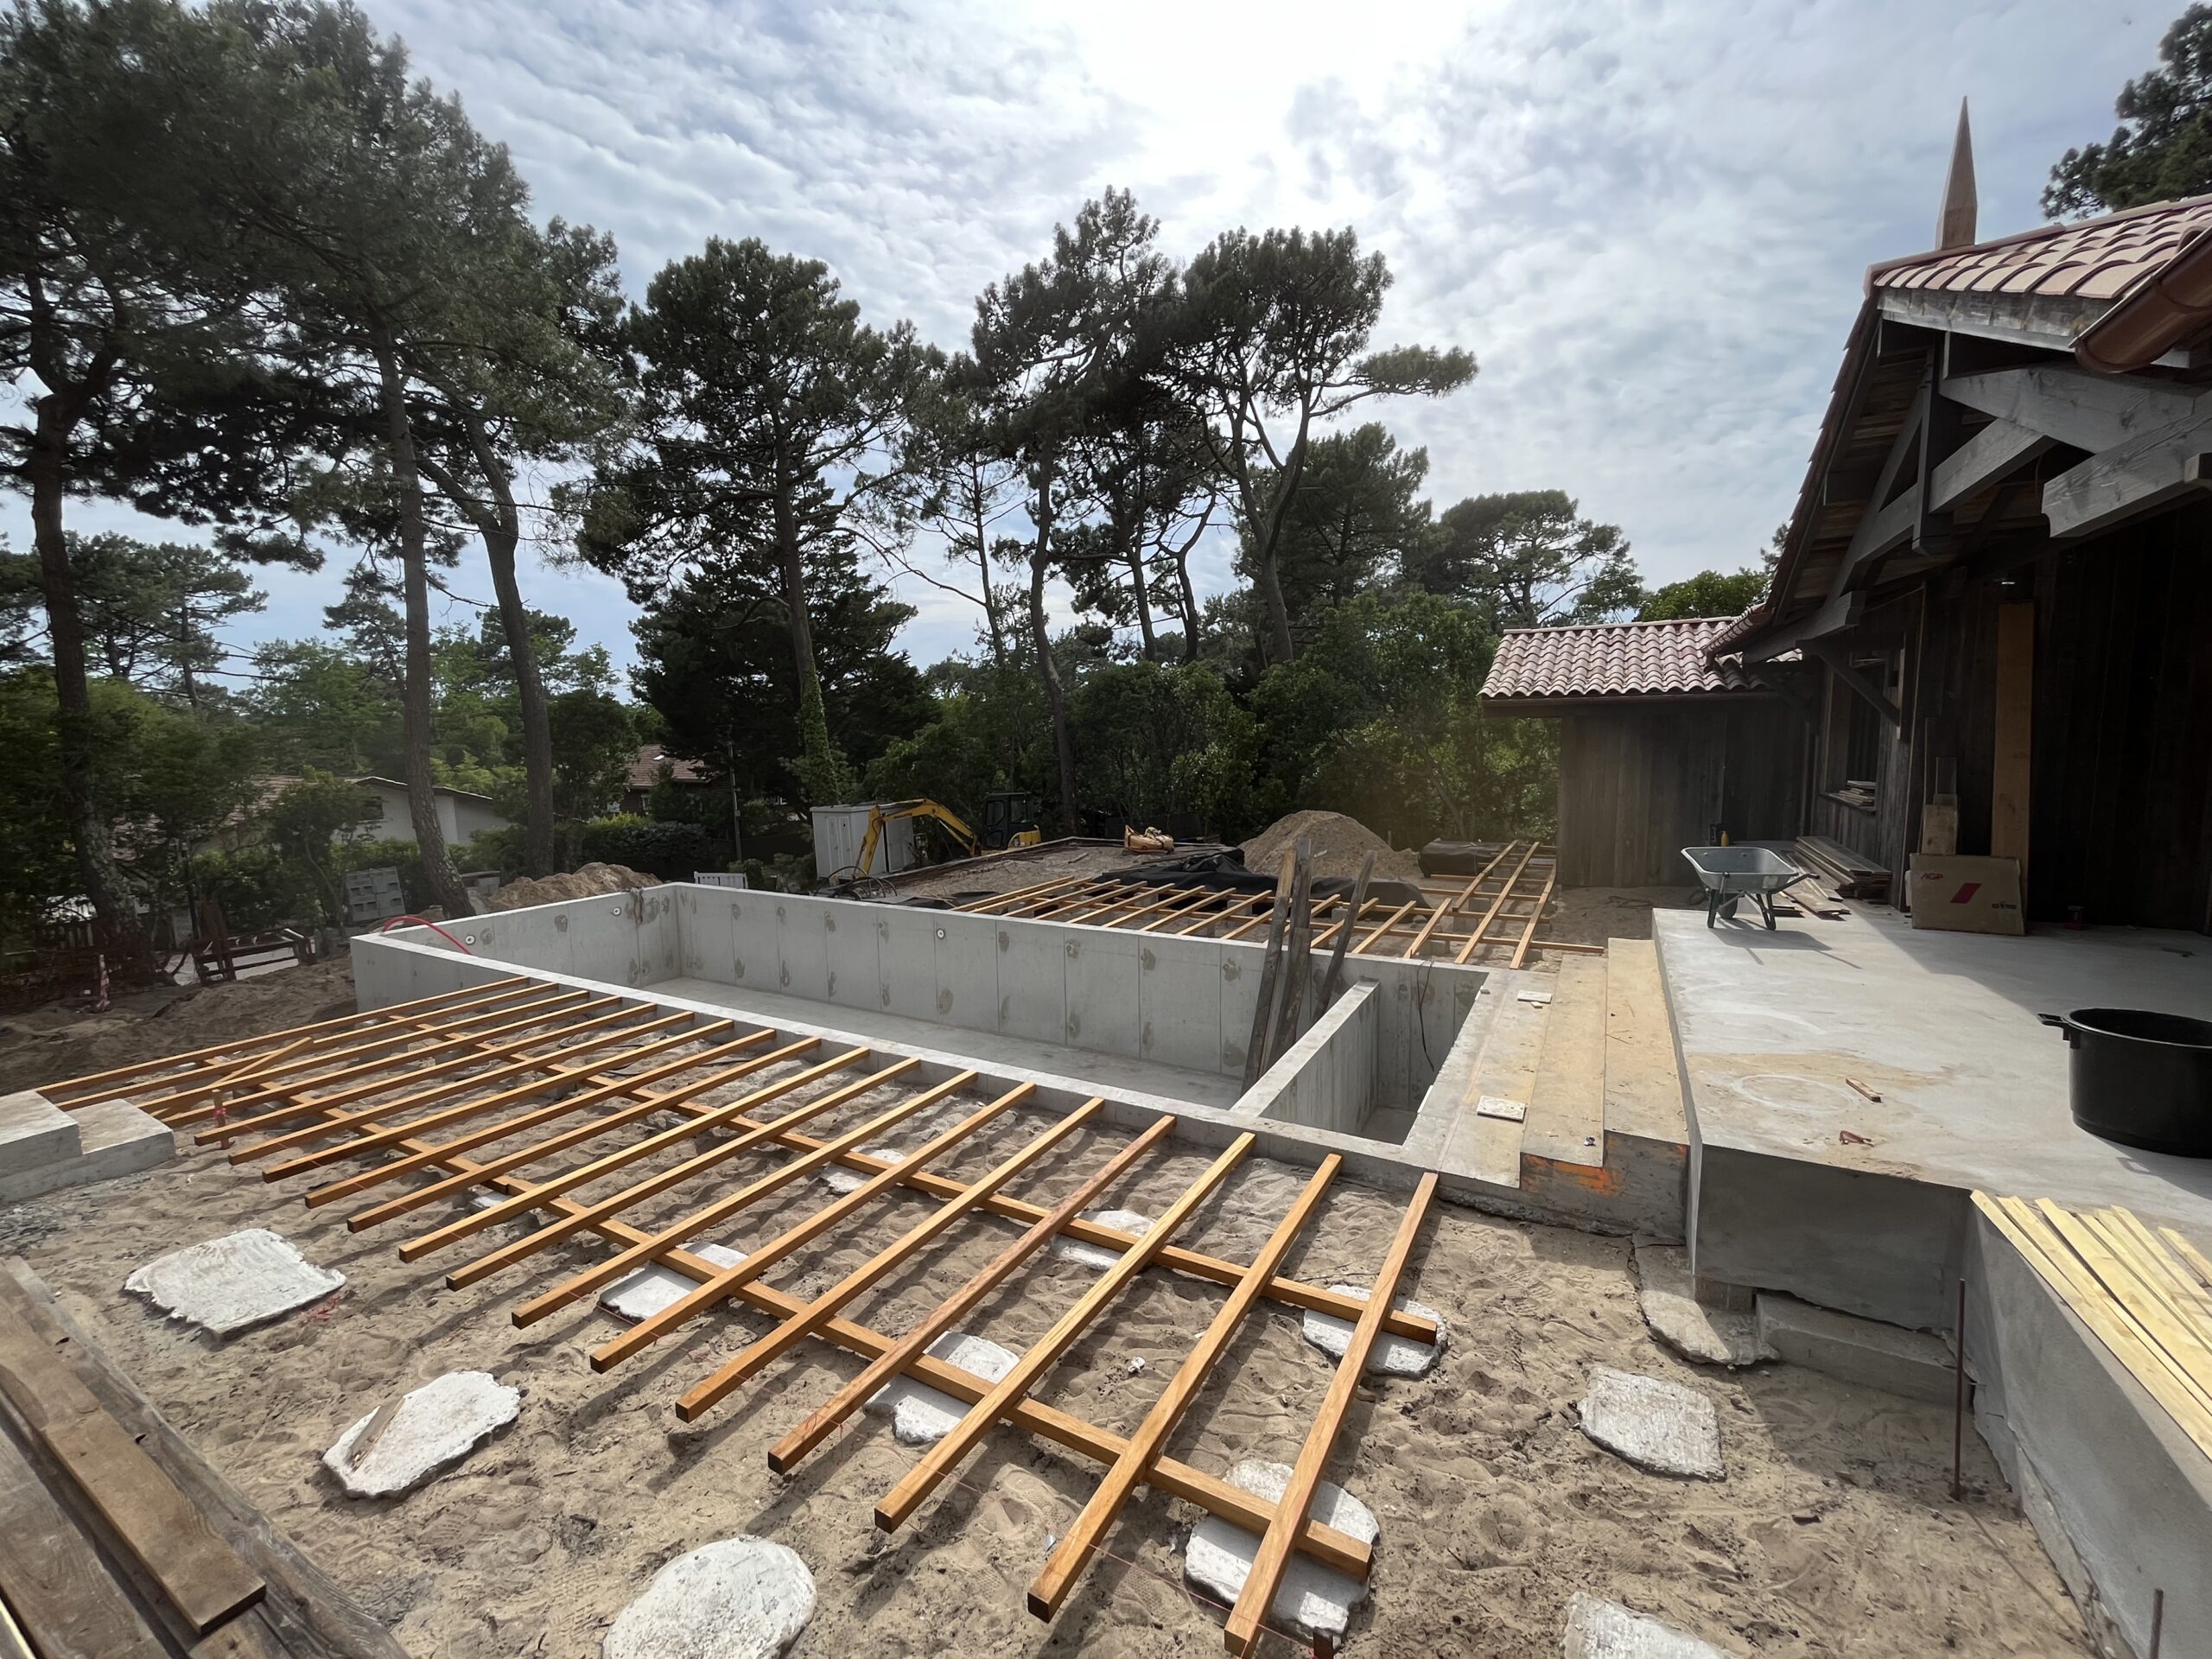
top-left (578, 816), bottom-right (727, 880)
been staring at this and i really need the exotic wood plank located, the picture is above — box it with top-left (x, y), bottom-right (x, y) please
top-left (771, 1114), bottom-right (1176, 1476)
top-left (1400, 846), bottom-right (1508, 962)
top-left (412, 1047), bottom-right (884, 1276)
top-left (1508, 861), bottom-right (1559, 971)
top-left (1347, 899), bottom-right (1419, 957)
top-left (875, 1132), bottom-right (1255, 1533)
top-left (37, 976), bottom-right (532, 1103)
top-left (1028, 1154), bottom-right (1340, 1620)
top-left (583, 1077), bottom-right (1020, 1368)
top-left (1455, 842), bottom-right (1539, 965)
top-left (676, 1098), bottom-right (1104, 1422)
top-left (1221, 1170), bottom-right (1436, 1656)
top-left (198, 998), bottom-right (673, 1147)
top-left (0, 1423), bottom-right (168, 1659)
top-left (303, 1031), bottom-right (795, 1217)
top-left (0, 1275), bottom-right (264, 1635)
top-left (510, 1065), bottom-right (974, 1328)
top-left (253, 1019), bottom-right (759, 1180)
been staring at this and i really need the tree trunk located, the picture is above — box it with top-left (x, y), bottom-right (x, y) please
top-left (969, 465), bottom-right (1007, 669)
top-left (370, 325), bottom-right (473, 919)
top-left (467, 420), bottom-right (556, 878)
top-left (1027, 467), bottom-right (1080, 837)
top-left (1176, 552), bottom-right (1202, 663)
top-left (1125, 536), bottom-right (1159, 660)
top-left (28, 402), bottom-right (149, 966)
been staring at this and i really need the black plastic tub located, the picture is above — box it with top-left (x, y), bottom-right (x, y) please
top-left (2039, 1007), bottom-right (2212, 1157)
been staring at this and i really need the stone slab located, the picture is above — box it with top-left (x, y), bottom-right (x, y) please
top-left (1, 1096), bottom-right (173, 1205)
top-left (1580, 1365), bottom-right (1723, 1480)
top-left (1300, 1285), bottom-right (1448, 1377)
top-left (0, 1090), bottom-right (79, 1169)
top-left (1564, 1593), bottom-right (1732, 1657)
top-left (124, 1228), bottom-right (343, 1337)
top-left (323, 1370), bottom-right (521, 1497)
top-left (1055, 1208), bottom-right (1151, 1271)
top-left (603, 1535), bottom-right (815, 1659)
top-left (865, 1332), bottom-right (1017, 1445)
top-left (1184, 1459), bottom-right (1377, 1643)
top-left (1756, 1292), bottom-right (1957, 1403)
top-left (1634, 1243), bottom-right (1771, 1369)
top-left (601, 1245), bottom-right (747, 1322)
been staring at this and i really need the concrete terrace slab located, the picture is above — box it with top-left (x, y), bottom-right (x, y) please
top-left (654, 976), bottom-right (1244, 1109)
top-left (1658, 906), bottom-right (2212, 1222)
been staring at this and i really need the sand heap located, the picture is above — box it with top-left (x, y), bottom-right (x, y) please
top-left (485, 861), bottom-right (660, 912)
top-left (1240, 810), bottom-right (1421, 881)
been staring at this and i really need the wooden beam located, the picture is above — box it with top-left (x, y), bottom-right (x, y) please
top-left (1027, 1155), bottom-right (1341, 1621)
top-left (768, 1116), bottom-right (1176, 1477)
top-left (1802, 639), bottom-right (1903, 729)
top-left (1929, 416), bottom-right (2054, 512)
top-left (1221, 1173), bottom-right (1437, 1656)
top-left (2042, 419), bottom-right (2212, 537)
top-left (1742, 590), bottom-right (1862, 662)
top-left (1992, 601), bottom-right (2032, 870)
top-left (1942, 365), bottom-right (2208, 454)
top-left (674, 1100), bottom-right (1106, 1422)
top-left (874, 1135), bottom-right (1256, 1535)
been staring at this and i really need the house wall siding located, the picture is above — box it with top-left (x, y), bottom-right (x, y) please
top-left (1557, 701), bottom-right (1806, 887)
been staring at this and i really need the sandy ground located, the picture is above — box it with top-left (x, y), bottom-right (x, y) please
top-left (2, 1029), bottom-right (2087, 1659)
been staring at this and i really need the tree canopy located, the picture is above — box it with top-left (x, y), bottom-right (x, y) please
top-left (2047, 5), bottom-right (2212, 217)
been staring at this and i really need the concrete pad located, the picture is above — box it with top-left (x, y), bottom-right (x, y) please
top-left (865, 1332), bottom-right (1016, 1445)
top-left (124, 1228), bottom-right (343, 1337)
top-left (2, 1096), bottom-right (173, 1204)
top-left (322, 1370), bottom-right (521, 1497)
top-left (602, 1535), bottom-right (815, 1659)
top-left (1580, 1365), bottom-right (1723, 1480)
top-left (1634, 1243), bottom-right (1772, 1369)
top-left (1055, 1208), bottom-right (1150, 1271)
top-left (1183, 1459), bottom-right (1377, 1644)
top-left (0, 1090), bottom-right (79, 1169)
top-left (1300, 1284), bottom-right (1448, 1377)
top-left (1564, 1593), bottom-right (1733, 1657)
top-left (1756, 1293), bottom-right (1956, 1403)
top-left (600, 1245), bottom-right (747, 1322)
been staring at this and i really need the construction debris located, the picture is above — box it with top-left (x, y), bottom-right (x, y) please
top-left (1632, 1243), bottom-right (1771, 1370)
top-left (322, 1371), bottom-right (521, 1497)
top-left (1579, 1365), bottom-right (1725, 1480)
top-left (124, 1228), bottom-right (343, 1337)
top-left (1563, 1593), bottom-right (1735, 1658)
top-left (601, 1536), bottom-right (816, 1659)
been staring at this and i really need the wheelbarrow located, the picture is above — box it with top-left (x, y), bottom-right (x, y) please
top-left (1681, 845), bottom-right (1808, 929)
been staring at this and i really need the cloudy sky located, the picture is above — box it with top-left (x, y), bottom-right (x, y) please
top-left (11, 0), bottom-right (2155, 683)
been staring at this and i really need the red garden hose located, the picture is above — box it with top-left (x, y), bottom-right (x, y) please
top-left (380, 914), bottom-right (474, 954)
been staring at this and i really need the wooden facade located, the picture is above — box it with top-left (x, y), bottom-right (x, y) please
top-left (1556, 700), bottom-right (1808, 887)
top-left (1725, 198), bottom-right (2212, 935)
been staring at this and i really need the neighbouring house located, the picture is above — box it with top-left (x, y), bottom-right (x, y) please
top-left (1713, 125), bottom-right (2212, 931)
top-left (1479, 617), bottom-right (1807, 886)
top-left (620, 744), bottom-right (713, 816)
top-left (345, 776), bottom-right (514, 851)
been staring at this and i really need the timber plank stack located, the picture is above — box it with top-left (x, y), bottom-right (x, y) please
top-left (0, 1260), bottom-right (404, 1659)
top-left (1792, 835), bottom-right (1891, 902)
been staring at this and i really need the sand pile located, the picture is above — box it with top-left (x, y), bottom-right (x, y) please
top-left (1240, 810), bottom-right (1421, 881)
top-left (0, 957), bottom-right (359, 1098)
top-left (486, 861), bottom-right (660, 912)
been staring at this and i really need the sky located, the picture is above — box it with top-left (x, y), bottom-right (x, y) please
top-left (5, 0), bottom-right (2158, 688)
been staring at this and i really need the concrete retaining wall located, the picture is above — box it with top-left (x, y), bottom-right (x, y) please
top-left (1238, 980), bottom-right (1380, 1135)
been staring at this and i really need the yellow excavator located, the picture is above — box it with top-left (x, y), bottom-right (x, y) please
top-left (849, 794), bottom-right (1040, 880)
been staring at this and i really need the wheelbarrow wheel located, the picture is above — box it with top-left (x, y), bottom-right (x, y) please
top-left (1719, 896), bottom-right (1740, 922)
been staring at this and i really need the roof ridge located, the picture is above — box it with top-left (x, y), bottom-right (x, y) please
top-left (1866, 190), bottom-right (2212, 291)
top-left (1497, 615), bottom-right (1738, 635)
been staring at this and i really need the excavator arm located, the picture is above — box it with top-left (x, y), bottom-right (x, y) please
top-left (850, 799), bottom-right (981, 879)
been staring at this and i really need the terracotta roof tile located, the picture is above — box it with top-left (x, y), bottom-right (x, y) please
top-left (1480, 617), bottom-right (1769, 702)
top-left (1870, 194), bottom-right (2212, 302)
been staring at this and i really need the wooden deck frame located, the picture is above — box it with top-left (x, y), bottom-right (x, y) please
top-left (156, 974), bottom-right (1455, 1636)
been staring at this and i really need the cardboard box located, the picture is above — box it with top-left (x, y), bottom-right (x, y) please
top-left (1908, 855), bottom-right (2024, 935)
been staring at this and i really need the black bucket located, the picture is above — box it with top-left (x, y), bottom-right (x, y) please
top-left (2039, 1007), bottom-right (2212, 1157)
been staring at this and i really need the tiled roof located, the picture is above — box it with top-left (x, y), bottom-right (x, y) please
top-left (1480, 618), bottom-right (1768, 703)
top-left (1869, 194), bottom-right (2212, 302)
top-left (626, 744), bottom-right (708, 791)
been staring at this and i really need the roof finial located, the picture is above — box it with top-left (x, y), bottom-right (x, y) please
top-left (1936, 98), bottom-right (1977, 250)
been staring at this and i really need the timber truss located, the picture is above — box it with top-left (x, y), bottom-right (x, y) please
top-left (41, 976), bottom-right (1443, 1655)
top-left (1747, 329), bottom-right (2212, 667)
top-left (951, 838), bottom-right (1584, 969)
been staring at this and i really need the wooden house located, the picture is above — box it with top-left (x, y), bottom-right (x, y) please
top-left (1714, 111), bottom-right (2212, 931)
top-left (1479, 617), bottom-right (1806, 886)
